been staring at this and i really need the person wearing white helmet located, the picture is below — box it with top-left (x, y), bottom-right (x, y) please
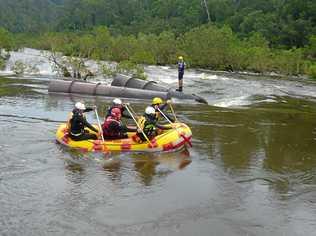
top-left (67, 101), bottom-right (99, 141)
top-left (105, 98), bottom-right (132, 119)
top-left (133, 106), bottom-right (171, 142)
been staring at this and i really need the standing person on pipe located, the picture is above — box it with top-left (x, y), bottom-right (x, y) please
top-left (67, 102), bottom-right (99, 141)
top-left (177, 56), bottom-right (186, 92)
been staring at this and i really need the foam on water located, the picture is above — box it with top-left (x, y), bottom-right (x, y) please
top-left (213, 95), bottom-right (252, 108)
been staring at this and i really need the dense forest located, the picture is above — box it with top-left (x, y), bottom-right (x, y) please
top-left (0, 0), bottom-right (315, 77)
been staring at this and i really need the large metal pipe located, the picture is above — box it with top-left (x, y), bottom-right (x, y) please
top-left (48, 80), bottom-right (170, 100)
top-left (111, 74), bottom-right (168, 91)
top-left (111, 74), bottom-right (208, 104)
top-left (48, 78), bottom-right (208, 104)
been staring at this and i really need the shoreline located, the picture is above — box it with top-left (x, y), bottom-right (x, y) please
top-left (1, 47), bottom-right (315, 84)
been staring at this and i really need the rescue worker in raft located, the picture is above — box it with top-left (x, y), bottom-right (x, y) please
top-left (67, 102), bottom-right (99, 141)
top-left (134, 106), bottom-right (172, 142)
top-left (151, 97), bottom-right (174, 122)
top-left (106, 98), bottom-right (132, 119)
top-left (102, 108), bottom-right (136, 140)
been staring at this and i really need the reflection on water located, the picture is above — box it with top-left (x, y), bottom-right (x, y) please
top-left (61, 146), bottom-right (192, 187)
top-left (130, 149), bottom-right (191, 186)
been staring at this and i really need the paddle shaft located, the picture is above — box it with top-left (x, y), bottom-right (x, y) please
top-left (94, 107), bottom-right (105, 142)
top-left (157, 107), bottom-right (182, 134)
top-left (124, 103), bottom-right (138, 118)
top-left (157, 107), bottom-right (173, 124)
top-left (125, 104), bottom-right (151, 143)
top-left (168, 103), bottom-right (178, 122)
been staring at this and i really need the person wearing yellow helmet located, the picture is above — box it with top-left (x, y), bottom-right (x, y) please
top-left (152, 97), bottom-right (163, 105)
top-left (177, 56), bottom-right (186, 92)
top-left (151, 97), bottom-right (174, 122)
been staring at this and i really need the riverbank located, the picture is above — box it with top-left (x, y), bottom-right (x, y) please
top-left (2, 53), bottom-right (316, 109)
top-left (2, 47), bottom-right (316, 90)
top-left (4, 25), bottom-right (312, 80)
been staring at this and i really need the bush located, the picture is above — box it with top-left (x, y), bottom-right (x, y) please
top-left (116, 60), bottom-right (147, 80)
top-left (307, 63), bottom-right (316, 79)
top-left (0, 57), bottom-right (5, 70)
top-left (12, 61), bottom-right (27, 75)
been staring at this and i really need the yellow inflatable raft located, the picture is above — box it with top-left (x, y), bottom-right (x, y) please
top-left (56, 123), bottom-right (192, 153)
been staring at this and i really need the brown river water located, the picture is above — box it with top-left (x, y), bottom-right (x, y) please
top-left (0, 73), bottom-right (316, 236)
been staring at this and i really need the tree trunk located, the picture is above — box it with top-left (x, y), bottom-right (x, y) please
top-left (202, 0), bottom-right (211, 23)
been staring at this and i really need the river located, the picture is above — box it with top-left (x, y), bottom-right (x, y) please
top-left (0, 49), bottom-right (316, 235)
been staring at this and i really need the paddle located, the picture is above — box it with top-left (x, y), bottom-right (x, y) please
top-left (94, 106), bottom-right (105, 143)
top-left (124, 104), bottom-right (151, 144)
top-left (168, 102), bottom-right (178, 122)
top-left (157, 107), bottom-right (175, 126)
top-left (123, 102), bottom-right (138, 118)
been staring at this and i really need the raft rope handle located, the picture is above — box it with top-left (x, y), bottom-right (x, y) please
top-left (94, 107), bottom-right (105, 143)
top-left (125, 104), bottom-right (151, 144)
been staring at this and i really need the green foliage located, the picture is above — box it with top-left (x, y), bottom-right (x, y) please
top-left (0, 0), bottom-right (315, 49)
top-left (99, 61), bottom-right (147, 80)
top-left (0, 58), bottom-right (5, 70)
top-left (12, 61), bottom-right (27, 75)
top-left (272, 48), bottom-right (304, 75)
top-left (306, 63), bottom-right (316, 79)
top-left (156, 31), bottom-right (177, 64)
top-left (306, 36), bottom-right (316, 59)
top-left (0, 27), bottom-right (13, 50)
top-left (1, 0), bottom-right (315, 77)
top-left (116, 60), bottom-right (147, 80)
top-left (0, 27), bottom-right (14, 69)
top-left (99, 63), bottom-right (116, 77)
top-left (21, 23), bottom-right (313, 76)
top-left (181, 25), bottom-right (236, 69)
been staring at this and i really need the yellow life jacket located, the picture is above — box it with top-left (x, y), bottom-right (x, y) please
top-left (66, 112), bottom-right (73, 130)
top-left (137, 116), bottom-right (146, 130)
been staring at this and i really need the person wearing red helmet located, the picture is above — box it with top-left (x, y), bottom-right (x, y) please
top-left (105, 98), bottom-right (132, 119)
top-left (102, 107), bottom-right (135, 140)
